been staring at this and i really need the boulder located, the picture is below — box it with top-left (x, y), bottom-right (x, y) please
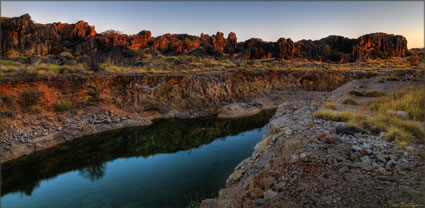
top-left (28, 56), bottom-right (42, 65)
top-left (336, 125), bottom-right (365, 136)
top-left (14, 58), bottom-right (26, 64)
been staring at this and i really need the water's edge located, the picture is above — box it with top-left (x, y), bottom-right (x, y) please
top-left (1, 110), bottom-right (276, 203)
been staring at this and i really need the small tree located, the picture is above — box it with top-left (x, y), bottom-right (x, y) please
top-left (287, 77), bottom-right (325, 129)
top-left (87, 52), bottom-right (104, 73)
top-left (20, 89), bottom-right (42, 107)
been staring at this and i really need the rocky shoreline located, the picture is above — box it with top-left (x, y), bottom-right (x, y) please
top-left (0, 95), bottom-right (283, 163)
top-left (200, 76), bottom-right (425, 207)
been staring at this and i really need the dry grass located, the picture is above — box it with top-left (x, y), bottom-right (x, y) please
top-left (342, 98), bottom-right (358, 105)
top-left (369, 86), bottom-right (425, 121)
top-left (365, 86), bottom-right (425, 148)
top-left (313, 110), bottom-right (365, 122)
top-left (1, 55), bottom-right (423, 77)
top-left (0, 59), bottom-right (23, 75)
top-left (367, 115), bottom-right (424, 144)
top-left (54, 101), bottom-right (73, 112)
top-left (318, 86), bottom-right (425, 149)
top-left (323, 103), bottom-right (337, 110)
top-left (58, 51), bottom-right (74, 58)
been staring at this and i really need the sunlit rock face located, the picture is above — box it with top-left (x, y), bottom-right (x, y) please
top-left (1, 14), bottom-right (408, 62)
top-left (352, 33), bottom-right (408, 61)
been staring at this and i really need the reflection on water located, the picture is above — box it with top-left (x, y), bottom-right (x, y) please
top-left (1, 110), bottom-right (275, 208)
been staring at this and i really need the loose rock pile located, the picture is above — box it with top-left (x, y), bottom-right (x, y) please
top-left (201, 97), bottom-right (424, 208)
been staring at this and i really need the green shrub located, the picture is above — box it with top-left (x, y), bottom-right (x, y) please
top-left (54, 101), bottom-right (72, 112)
top-left (87, 82), bottom-right (100, 104)
top-left (1, 96), bottom-right (13, 104)
top-left (20, 89), bottom-right (42, 107)
top-left (26, 107), bottom-right (41, 114)
top-left (58, 66), bottom-right (78, 74)
top-left (324, 103), bottom-right (337, 110)
top-left (342, 98), bottom-right (358, 105)
top-left (59, 51), bottom-right (73, 58)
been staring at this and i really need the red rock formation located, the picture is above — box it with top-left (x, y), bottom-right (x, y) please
top-left (276, 38), bottom-right (295, 59)
top-left (0, 14), bottom-right (409, 62)
top-left (55, 20), bottom-right (96, 40)
top-left (224, 32), bottom-right (237, 53)
top-left (1, 14), bottom-right (61, 57)
top-left (352, 33), bottom-right (408, 61)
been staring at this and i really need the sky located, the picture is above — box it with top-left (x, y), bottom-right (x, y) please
top-left (2, 1), bottom-right (424, 48)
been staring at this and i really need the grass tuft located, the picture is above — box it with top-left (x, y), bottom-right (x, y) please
top-left (54, 101), bottom-right (73, 112)
top-left (367, 115), bottom-right (424, 141)
top-left (313, 110), bottom-right (338, 121)
top-left (342, 98), bottom-right (358, 105)
top-left (59, 51), bottom-right (73, 58)
top-left (26, 107), bottom-right (41, 114)
top-left (369, 86), bottom-right (424, 121)
top-left (323, 103), bottom-right (337, 110)
top-left (313, 110), bottom-right (365, 122)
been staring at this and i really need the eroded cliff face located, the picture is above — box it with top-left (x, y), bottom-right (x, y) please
top-left (1, 14), bottom-right (408, 62)
top-left (0, 70), bottom-right (377, 115)
top-left (0, 70), bottom-right (378, 162)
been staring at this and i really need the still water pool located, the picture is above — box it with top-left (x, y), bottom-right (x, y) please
top-left (1, 110), bottom-right (274, 208)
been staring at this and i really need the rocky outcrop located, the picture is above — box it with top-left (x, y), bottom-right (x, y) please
top-left (1, 14), bottom-right (61, 57)
top-left (352, 33), bottom-right (408, 61)
top-left (1, 14), bottom-right (408, 62)
top-left (55, 20), bottom-right (96, 41)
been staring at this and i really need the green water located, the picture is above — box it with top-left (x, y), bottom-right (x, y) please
top-left (1, 110), bottom-right (275, 208)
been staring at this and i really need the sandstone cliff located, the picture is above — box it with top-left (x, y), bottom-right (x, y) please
top-left (1, 14), bottom-right (408, 62)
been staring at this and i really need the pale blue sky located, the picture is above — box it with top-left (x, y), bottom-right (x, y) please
top-left (2, 1), bottom-right (424, 48)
